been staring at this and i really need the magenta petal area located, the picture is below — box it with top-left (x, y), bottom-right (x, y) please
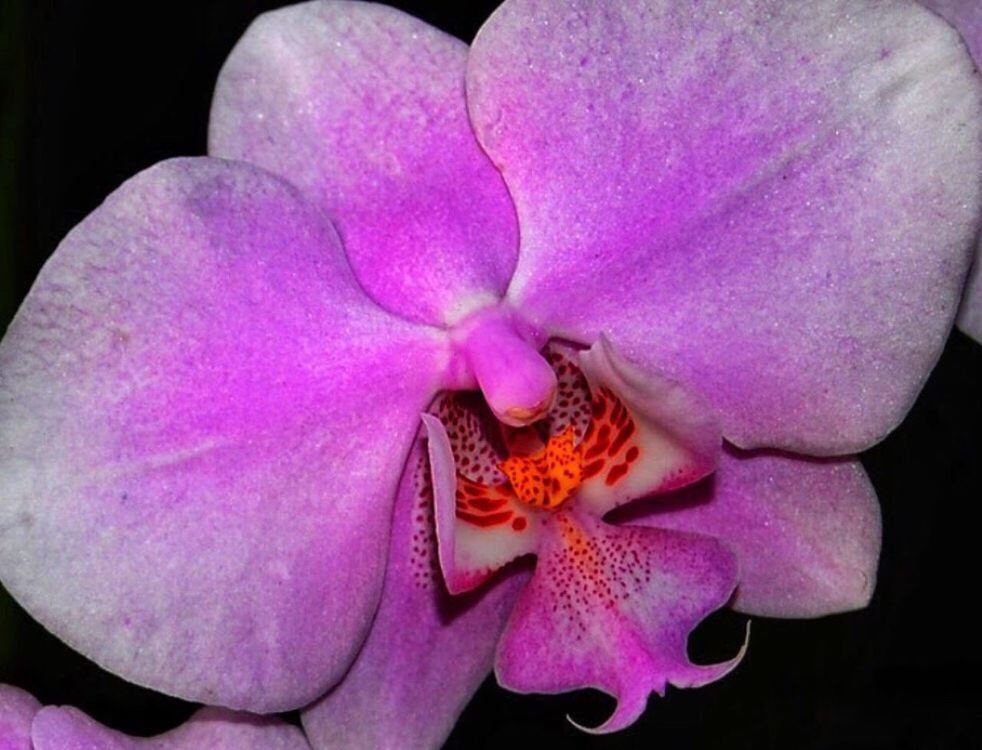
top-left (0, 685), bottom-right (40, 749)
top-left (632, 448), bottom-right (881, 618)
top-left (30, 706), bottom-right (310, 750)
top-left (0, 158), bottom-right (447, 711)
top-left (302, 436), bottom-right (529, 750)
top-left (210, 0), bottom-right (518, 326)
top-left (495, 509), bottom-right (742, 734)
top-left (468, 0), bottom-right (982, 454)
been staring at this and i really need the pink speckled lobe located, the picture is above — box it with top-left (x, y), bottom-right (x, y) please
top-left (637, 448), bottom-right (881, 618)
top-left (31, 705), bottom-right (310, 750)
top-left (0, 685), bottom-right (39, 750)
top-left (424, 413), bottom-right (538, 594)
top-left (302, 437), bottom-right (528, 750)
top-left (0, 158), bottom-right (447, 711)
top-left (210, 0), bottom-right (518, 325)
top-left (468, 0), bottom-right (982, 454)
top-left (495, 509), bottom-right (741, 733)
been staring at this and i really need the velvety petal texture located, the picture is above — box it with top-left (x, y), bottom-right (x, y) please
top-left (468, 0), bottom-right (982, 454)
top-left (210, 0), bottom-right (518, 326)
top-left (638, 449), bottom-right (881, 618)
top-left (957, 260), bottom-right (982, 343)
top-left (31, 706), bottom-right (310, 750)
top-left (0, 158), bottom-right (447, 711)
top-left (302, 437), bottom-right (528, 750)
top-left (922, 0), bottom-right (982, 60)
top-left (0, 685), bottom-right (40, 750)
top-left (495, 509), bottom-right (741, 733)
top-left (921, 0), bottom-right (982, 343)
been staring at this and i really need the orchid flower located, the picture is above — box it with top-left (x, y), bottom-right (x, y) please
top-left (0, 684), bottom-right (310, 749)
top-left (921, 0), bottom-right (982, 343)
top-left (0, 1), bottom-right (980, 748)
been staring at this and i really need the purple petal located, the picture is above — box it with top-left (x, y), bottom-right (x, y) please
top-left (636, 448), bottom-right (881, 618)
top-left (468, 0), bottom-right (982, 454)
top-left (302, 435), bottom-right (528, 750)
top-left (0, 158), bottom-right (447, 711)
top-left (958, 259), bottom-right (982, 343)
top-left (0, 685), bottom-right (40, 750)
top-left (424, 414), bottom-right (538, 594)
top-left (920, 0), bottom-right (982, 344)
top-left (31, 705), bottom-right (310, 749)
top-left (495, 509), bottom-right (742, 734)
top-left (210, 0), bottom-right (518, 326)
top-left (921, 0), bottom-right (982, 60)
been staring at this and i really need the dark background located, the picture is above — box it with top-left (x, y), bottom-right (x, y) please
top-left (0, 2), bottom-right (980, 748)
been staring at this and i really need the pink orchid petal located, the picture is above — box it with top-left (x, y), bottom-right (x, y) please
top-left (495, 508), bottom-right (742, 734)
top-left (210, 0), bottom-right (518, 326)
top-left (632, 448), bottom-right (881, 618)
top-left (0, 158), bottom-right (447, 711)
top-left (468, 0), bottom-right (982, 454)
top-left (31, 706), bottom-right (310, 750)
top-left (958, 260), bottom-right (982, 343)
top-left (0, 685), bottom-right (40, 750)
top-left (922, 0), bottom-right (982, 60)
top-left (920, 0), bottom-right (982, 344)
top-left (424, 414), bottom-right (538, 594)
top-left (575, 337), bottom-right (721, 517)
top-left (301, 436), bottom-right (528, 750)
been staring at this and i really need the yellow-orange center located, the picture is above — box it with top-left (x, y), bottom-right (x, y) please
top-left (499, 426), bottom-right (584, 511)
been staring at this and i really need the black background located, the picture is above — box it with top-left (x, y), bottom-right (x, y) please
top-left (0, 2), bottom-right (980, 748)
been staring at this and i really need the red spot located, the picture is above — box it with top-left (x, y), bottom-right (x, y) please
top-left (610, 400), bottom-right (624, 425)
top-left (582, 459), bottom-right (605, 479)
top-left (608, 422), bottom-right (636, 456)
top-left (457, 509), bottom-right (513, 528)
top-left (585, 425), bottom-right (611, 459)
top-left (512, 517), bottom-right (527, 531)
top-left (592, 398), bottom-right (607, 419)
top-left (470, 497), bottom-right (508, 512)
top-left (605, 463), bottom-right (629, 486)
top-left (625, 446), bottom-right (640, 463)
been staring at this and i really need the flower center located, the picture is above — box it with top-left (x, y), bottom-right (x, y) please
top-left (447, 306), bottom-right (556, 427)
top-left (499, 425), bottom-right (583, 511)
top-left (431, 342), bottom-right (648, 530)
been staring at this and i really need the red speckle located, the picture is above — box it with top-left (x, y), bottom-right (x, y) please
top-left (592, 398), bottom-right (607, 419)
top-left (605, 463), bottom-right (629, 486)
top-left (608, 422), bottom-right (636, 456)
top-left (512, 517), bottom-right (527, 531)
top-left (457, 509), bottom-right (513, 528)
top-left (582, 458), bottom-right (605, 479)
top-left (470, 497), bottom-right (508, 512)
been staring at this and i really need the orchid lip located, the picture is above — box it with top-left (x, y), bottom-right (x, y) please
top-left (426, 337), bottom-right (724, 593)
